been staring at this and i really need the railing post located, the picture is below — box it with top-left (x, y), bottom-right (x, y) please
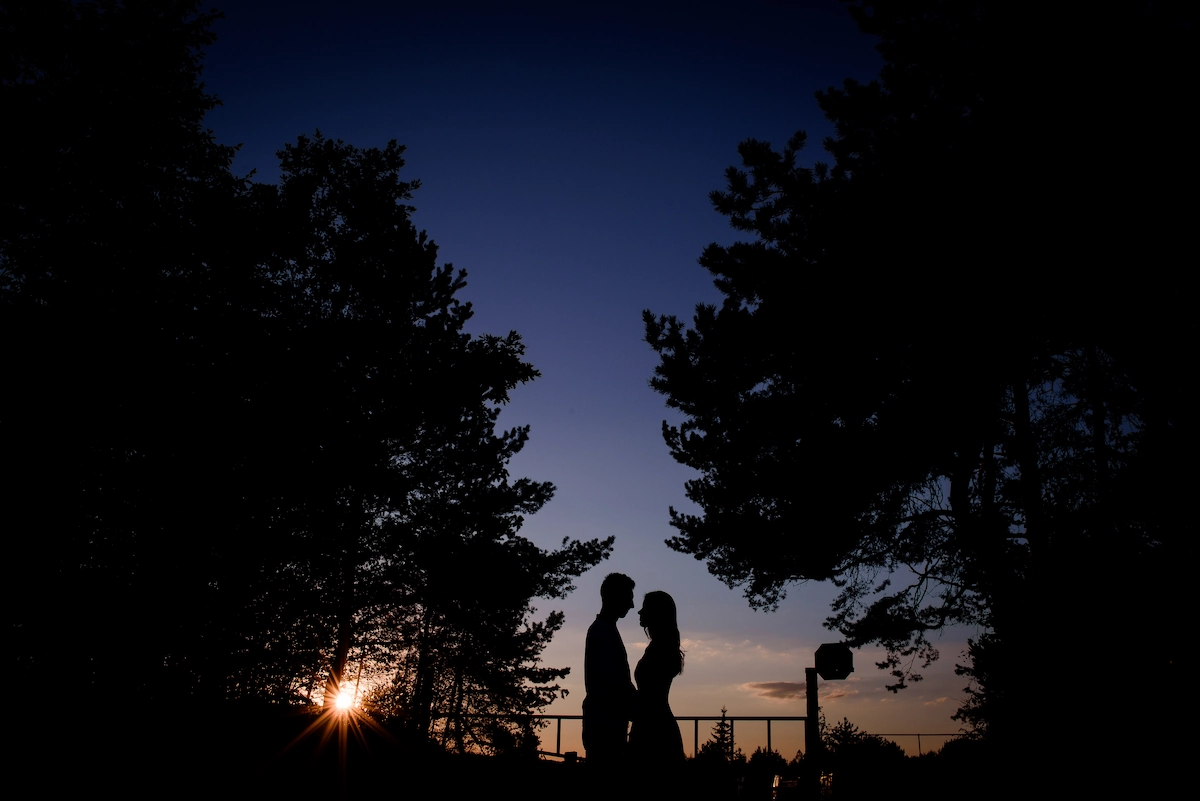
top-left (767, 719), bottom-right (772, 754)
top-left (556, 717), bottom-right (562, 755)
top-left (694, 719), bottom-right (699, 758)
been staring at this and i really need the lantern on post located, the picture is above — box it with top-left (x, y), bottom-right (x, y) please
top-left (805, 643), bottom-right (855, 797)
top-left (815, 642), bottom-right (854, 680)
top-left (806, 644), bottom-right (854, 755)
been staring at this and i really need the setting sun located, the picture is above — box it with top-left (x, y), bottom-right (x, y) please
top-left (335, 689), bottom-right (354, 710)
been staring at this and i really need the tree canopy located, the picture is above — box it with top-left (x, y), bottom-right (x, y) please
top-left (2, 1), bottom-right (610, 747)
top-left (644, 0), bottom-right (1192, 743)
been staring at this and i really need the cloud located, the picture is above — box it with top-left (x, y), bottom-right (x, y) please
top-left (743, 681), bottom-right (805, 700)
top-left (740, 680), bottom-right (861, 702)
top-left (924, 696), bottom-right (948, 706)
top-left (679, 637), bottom-right (800, 665)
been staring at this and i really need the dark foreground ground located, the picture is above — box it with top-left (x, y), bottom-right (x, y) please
top-left (17, 707), bottom-right (655, 800)
top-left (13, 703), bottom-right (1174, 800)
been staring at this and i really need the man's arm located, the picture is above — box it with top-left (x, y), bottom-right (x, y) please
top-left (585, 621), bottom-right (634, 712)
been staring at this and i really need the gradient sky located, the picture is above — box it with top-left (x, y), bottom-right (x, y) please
top-left (201, 0), bottom-right (975, 757)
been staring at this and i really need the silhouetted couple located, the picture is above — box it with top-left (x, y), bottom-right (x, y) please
top-left (583, 573), bottom-right (685, 783)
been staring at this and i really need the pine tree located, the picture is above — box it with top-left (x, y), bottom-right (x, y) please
top-left (697, 707), bottom-right (745, 765)
top-left (2, 8), bottom-right (614, 735)
top-left (643, 0), bottom-right (1192, 749)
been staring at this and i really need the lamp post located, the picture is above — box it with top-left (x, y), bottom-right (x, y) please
top-left (805, 643), bottom-right (854, 796)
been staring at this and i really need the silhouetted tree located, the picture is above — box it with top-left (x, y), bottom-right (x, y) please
top-left (695, 707), bottom-right (745, 765)
top-left (3, 0), bottom-right (248, 699)
top-left (821, 716), bottom-right (906, 800)
top-left (690, 707), bottom-right (748, 796)
top-left (744, 746), bottom-right (788, 800)
top-left (823, 716), bottom-right (904, 759)
top-left (643, 0), bottom-right (1192, 752)
top-left (2, 4), bottom-right (613, 733)
top-left (218, 132), bottom-right (613, 719)
top-left (950, 635), bottom-right (996, 738)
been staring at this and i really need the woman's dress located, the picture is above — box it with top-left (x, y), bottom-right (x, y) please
top-left (629, 642), bottom-right (685, 764)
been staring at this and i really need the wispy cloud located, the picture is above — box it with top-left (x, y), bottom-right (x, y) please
top-left (743, 681), bottom-right (805, 700)
top-left (679, 637), bottom-right (803, 665)
top-left (739, 680), bottom-right (861, 701)
top-left (924, 696), bottom-right (948, 706)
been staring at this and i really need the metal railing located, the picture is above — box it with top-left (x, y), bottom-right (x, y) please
top-left (432, 713), bottom-right (959, 760)
top-left (527, 714), bottom-right (808, 759)
top-left (867, 732), bottom-right (961, 757)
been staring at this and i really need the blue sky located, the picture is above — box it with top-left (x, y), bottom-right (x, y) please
top-left (201, 0), bottom-right (975, 756)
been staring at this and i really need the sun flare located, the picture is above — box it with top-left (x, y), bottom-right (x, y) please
top-left (335, 689), bottom-right (354, 710)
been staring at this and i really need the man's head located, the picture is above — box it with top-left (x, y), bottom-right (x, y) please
top-left (600, 572), bottom-right (636, 619)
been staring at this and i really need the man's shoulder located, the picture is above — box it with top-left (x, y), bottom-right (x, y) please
top-left (586, 615), bottom-right (620, 643)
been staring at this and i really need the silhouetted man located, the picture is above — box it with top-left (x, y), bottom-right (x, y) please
top-left (583, 572), bottom-right (637, 765)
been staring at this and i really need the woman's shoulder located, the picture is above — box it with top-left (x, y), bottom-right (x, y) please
top-left (642, 640), bottom-right (682, 672)
top-left (643, 639), bottom-right (669, 656)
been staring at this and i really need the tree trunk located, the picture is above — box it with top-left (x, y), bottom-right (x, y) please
top-left (1008, 376), bottom-right (1044, 551)
top-left (323, 510), bottom-right (358, 708)
top-left (411, 608), bottom-right (435, 736)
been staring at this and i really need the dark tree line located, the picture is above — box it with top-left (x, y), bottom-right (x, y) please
top-left (2, 0), bottom-right (610, 748)
top-left (644, 0), bottom-right (1193, 764)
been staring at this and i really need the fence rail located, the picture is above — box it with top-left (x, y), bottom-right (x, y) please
top-left (433, 713), bottom-right (959, 760)
top-left (432, 714), bottom-right (806, 757)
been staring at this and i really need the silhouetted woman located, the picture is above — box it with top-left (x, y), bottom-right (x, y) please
top-left (629, 590), bottom-right (685, 770)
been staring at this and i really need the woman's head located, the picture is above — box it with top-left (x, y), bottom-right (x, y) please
top-left (638, 591), bottom-right (684, 675)
top-left (638, 591), bottom-right (677, 636)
